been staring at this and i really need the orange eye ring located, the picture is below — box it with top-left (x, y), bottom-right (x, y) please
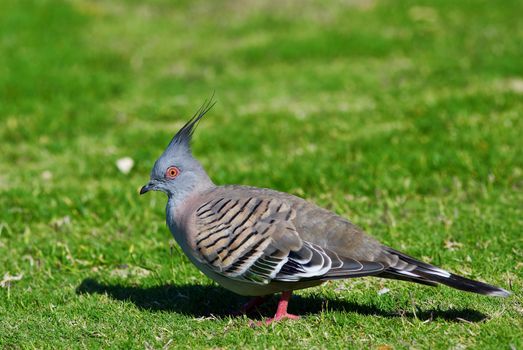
top-left (165, 166), bottom-right (180, 179)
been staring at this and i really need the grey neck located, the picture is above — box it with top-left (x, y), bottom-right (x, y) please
top-left (167, 174), bottom-right (215, 210)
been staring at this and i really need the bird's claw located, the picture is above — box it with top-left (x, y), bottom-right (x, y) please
top-left (249, 313), bottom-right (300, 327)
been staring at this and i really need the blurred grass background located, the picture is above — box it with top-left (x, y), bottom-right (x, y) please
top-left (0, 0), bottom-right (522, 348)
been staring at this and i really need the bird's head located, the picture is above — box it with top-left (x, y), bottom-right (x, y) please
top-left (140, 99), bottom-right (215, 198)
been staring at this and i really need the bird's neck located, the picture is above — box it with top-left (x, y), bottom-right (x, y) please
top-left (166, 179), bottom-right (214, 242)
top-left (167, 174), bottom-right (214, 212)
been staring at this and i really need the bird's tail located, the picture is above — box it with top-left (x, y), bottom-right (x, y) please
top-left (380, 247), bottom-right (511, 297)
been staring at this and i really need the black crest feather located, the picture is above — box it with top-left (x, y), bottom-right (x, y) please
top-left (169, 94), bottom-right (216, 149)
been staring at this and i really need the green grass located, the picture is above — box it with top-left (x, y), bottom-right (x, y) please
top-left (1, 0), bottom-right (522, 348)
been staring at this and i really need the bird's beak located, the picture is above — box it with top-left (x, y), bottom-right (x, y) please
top-left (140, 182), bottom-right (154, 195)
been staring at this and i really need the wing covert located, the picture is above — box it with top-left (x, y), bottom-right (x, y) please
top-left (193, 195), bottom-right (385, 285)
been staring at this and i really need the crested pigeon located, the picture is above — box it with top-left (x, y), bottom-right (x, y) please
top-left (140, 100), bottom-right (510, 324)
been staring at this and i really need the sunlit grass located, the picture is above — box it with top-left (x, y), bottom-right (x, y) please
top-left (0, 0), bottom-right (522, 348)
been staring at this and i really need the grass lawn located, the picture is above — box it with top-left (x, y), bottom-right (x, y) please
top-left (1, 0), bottom-right (522, 348)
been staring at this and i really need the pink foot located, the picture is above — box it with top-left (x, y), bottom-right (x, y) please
top-left (250, 291), bottom-right (300, 326)
top-left (262, 313), bottom-right (300, 325)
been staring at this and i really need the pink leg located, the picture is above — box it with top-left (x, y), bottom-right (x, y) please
top-left (255, 291), bottom-right (300, 326)
top-left (232, 296), bottom-right (267, 316)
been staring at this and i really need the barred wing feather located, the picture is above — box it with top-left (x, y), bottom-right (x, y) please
top-left (194, 196), bottom-right (386, 284)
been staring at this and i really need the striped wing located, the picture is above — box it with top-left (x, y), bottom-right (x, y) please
top-left (194, 196), bottom-right (385, 284)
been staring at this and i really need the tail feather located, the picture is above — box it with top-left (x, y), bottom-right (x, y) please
top-left (378, 271), bottom-right (438, 287)
top-left (381, 247), bottom-right (511, 297)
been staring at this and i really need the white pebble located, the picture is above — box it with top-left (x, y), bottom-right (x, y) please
top-left (116, 157), bottom-right (134, 174)
top-left (378, 287), bottom-right (390, 295)
top-left (41, 170), bottom-right (53, 181)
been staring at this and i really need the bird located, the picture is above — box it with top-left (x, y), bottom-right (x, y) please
top-left (140, 99), bottom-right (510, 325)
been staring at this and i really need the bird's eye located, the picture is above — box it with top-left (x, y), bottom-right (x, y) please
top-left (165, 166), bottom-right (180, 179)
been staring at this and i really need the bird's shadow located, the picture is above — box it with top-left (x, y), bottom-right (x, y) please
top-left (76, 278), bottom-right (487, 323)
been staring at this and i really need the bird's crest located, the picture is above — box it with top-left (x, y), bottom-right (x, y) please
top-left (167, 95), bottom-right (216, 151)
